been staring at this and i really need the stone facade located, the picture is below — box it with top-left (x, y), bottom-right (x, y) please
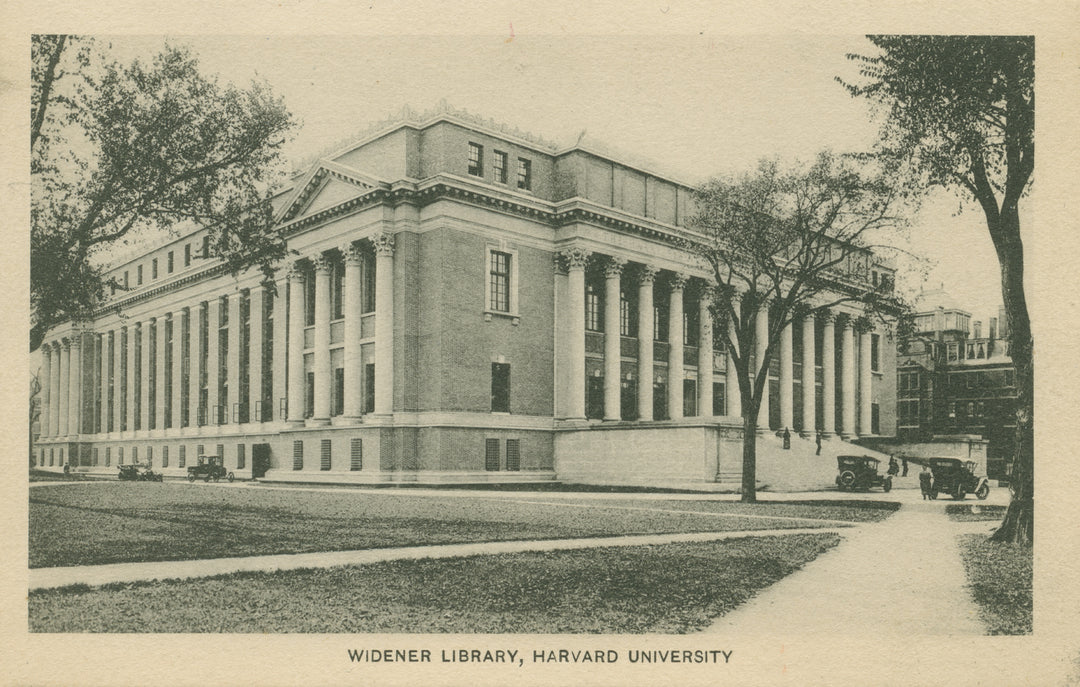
top-left (34, 105), bottom-right (897, 487)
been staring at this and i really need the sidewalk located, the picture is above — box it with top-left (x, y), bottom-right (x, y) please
top-left (703, 501), bottom-right (992, 635)
top-left (29, 526), bottom-right (843, 591)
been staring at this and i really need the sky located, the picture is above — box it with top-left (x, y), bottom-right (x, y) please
top-left (101, 33), bottom-right (1011, 327)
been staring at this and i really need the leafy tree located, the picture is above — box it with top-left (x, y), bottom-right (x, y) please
top-left (691, 152), bottom-right (905, 502)
top-left (841, 35), bottom-right (1034, 544)
top-left (31, 35), bottom-right (296, 352)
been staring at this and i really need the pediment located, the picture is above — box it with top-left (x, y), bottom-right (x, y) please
top-left (276, 160), bottom-right (388, 223)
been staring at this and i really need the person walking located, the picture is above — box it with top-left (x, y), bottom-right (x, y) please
top-left (902, 457), bottom-right (909, 477)
top-left (888, 457), bottom-right (900, 477)
top-left (919, 464), bottom-right (933, 500)
top-left (816, 429), bottom-right (823, 456)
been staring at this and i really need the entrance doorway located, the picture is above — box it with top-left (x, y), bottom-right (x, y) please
top-left (252, 443), bottom-right (271, 478)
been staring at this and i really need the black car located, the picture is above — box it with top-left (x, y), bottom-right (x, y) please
top-left (186, 455), bottom-right (234, 483)
top-left (835, 455), bottom-right (893, 492)
top-left (926, 458), bottom-right (990, 500)
top-left (118, 463), bottom-right (163, 482)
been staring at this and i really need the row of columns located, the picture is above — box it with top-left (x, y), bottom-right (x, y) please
top-left (557, 248), bottom-right (876, 438)
top-left (39, 232), bottom-right (398, 440)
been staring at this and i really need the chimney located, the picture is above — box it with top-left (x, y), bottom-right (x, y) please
top-left (974, 321), bottom-right (982, 339)
top-left (989, 318), bottom-right (997, 340)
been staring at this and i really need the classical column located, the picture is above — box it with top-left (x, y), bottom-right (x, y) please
top-left (373, 233), bottom-right (395, 416)
top-left (171, 312), bottom-right (183, 428)
top-left (69, 335), bottom-right (82, 435)
top-left (779, 320), bottom-right (794, 431)
top-left (311, 255), bottom-right (332, 424)
top-left (840, 315), bottom-right (856, 439)
top-left (248, 286), bottom-right (265, 423)
top-left (667, 273), bottom-right (687, 420)
top-left (603, 257), bottom-right (625, 421)
top-left (755, 301), bottom-right (770, 429)
top-left (155, 317), bottom-right (166, 430)
top-left (140, 320), bottom-right (151, 431)
top-left (99, 333), bottom-right (108, 434)
top-left (227, 292), bottom-right (241, 423)
top-left (188, 307), bottom-right (202, 427)
top-left (286, 262), bottom-right (306, 424)
top-left (273, 274), bottom-right (288, 421)
top-left (821, 312), bottom-right (836, 437)
top-left (39, 343), bottom-right (51, 438)
top-left (860, 325), bottom-right (874, 435)
top-left (58, 339), bottom-right (69, 437)
top-left (126, 325), bottom-right (137, 432)
top-left (113, 329), bottom-right (123, 432)
top-left (206, 299), bottom-right (220, 425)
top-left (801, 313), bottom-right (817, 437)
top-left (698, 287), bottom-right (714, 417)
top-left (342, 244), bottom-right (364, 421)
top-left (563, 247), bottom-right (590, 421)
top-left (636, 265), bottom-right (657, 421)
top-left (726, 303), bottom-right (741, 418)
top-left (50, 343), bottom-right (62, 437)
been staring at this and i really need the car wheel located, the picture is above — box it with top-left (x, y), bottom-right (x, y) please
top-left (883, 477), bottom-right (892, 493)
top-left (227, 472), bottom-right (235, 483)
top-left (976, 484), bottom-right (990, 500)
top-left (954, 487), bottom-right (965, 500)
top-left (187, 473), bottom-right (195, 483)
top-left (204, 474), bottom-right (211, 483)
top-left (839, 471), bottom-right (856, 489)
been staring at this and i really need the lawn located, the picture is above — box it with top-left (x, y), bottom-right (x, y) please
top-left (29, 533), bottom-right (840, 633)
top-left (945, 504), bottom-right (1007, 522)
top-left (957, 534), bottom-right (1032, 635)
top-left (29, 483), bottom-right (895, 568)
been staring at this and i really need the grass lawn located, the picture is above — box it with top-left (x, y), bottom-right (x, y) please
top-left (30, 483), bottom-right (895, 568)
top-left (957, 534), bottom-right (1032, 635)
top-left (946, 504), bottom-right (1007, 522)
top-left (29, 533), bottom-right (840, 633)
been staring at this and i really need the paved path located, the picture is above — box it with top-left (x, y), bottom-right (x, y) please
top-left (703, 501), bottom-right (993, 636)
top-left (29, 526), bottom-right (844, 591)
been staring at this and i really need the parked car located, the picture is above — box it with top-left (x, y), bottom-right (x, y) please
top-left (926, 457), bottom-right (990, 500)
top-left (835, 455), bottom-right (893, 492)
top-left (187, 454), bottom-right (234, 483)
top-left (118, 463), bottom-right (164, 482)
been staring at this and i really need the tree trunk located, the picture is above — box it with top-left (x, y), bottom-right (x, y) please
top-left (741, 410), bottom-right (758, 502)
top-left (987, 211), bottom-right (1033, 546)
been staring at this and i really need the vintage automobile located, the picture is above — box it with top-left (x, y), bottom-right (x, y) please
top-left (186, 454), bottom-right (235, 483)
top-left (835, 455), bottom-right (893, 492)
top-left (118, 463), bottom-right (164, 482)
top-left (926, 457), bottom-right (990, 500)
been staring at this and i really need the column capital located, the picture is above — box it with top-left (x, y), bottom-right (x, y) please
top-left (60, 337), bottom-right (71, 349)
top-left (287, 261), bottom-right (306, 281)
top-left (603, 256), bottom-right (627, 279)
top-left (372, 231), bottom-right (395, 257)
top-left (558, 246), bottom-right (591, 271)
top-left (835, 311), bottom-right (854, 329)
top-left (817, 308), bottom-right (834, 324)
top-left (853, 314), bottom-right (875, 334)
top-left (69, 336), bottom-right (82, 350)
top-left (636, 264), bottom-right (660, 285)
top-left (345, 242), bottom-right (365, 265)
top-left (668, 272), bottom-right (689, 291)
top-left (312, 254), bottom-right (333, 274)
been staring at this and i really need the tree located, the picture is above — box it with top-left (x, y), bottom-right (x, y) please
top-left (31, 35), bottom-right (296, 352)
top-left (691, 152), bottom-right (904, 502)
top-left (841, 36), bottom-right (1034, 544)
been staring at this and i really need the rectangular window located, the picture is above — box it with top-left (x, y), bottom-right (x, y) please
top-left (179, 445), bottom-right (186, 468)
top-left (871, 333), bottom-right (880, 372)
top-left (362, 251), bottom-right (376, 313)
top-left (184, 244), bottom-right (191, 267)
top-left (684, 308), bottom-right (699, 346)
top-left (146, 446), bottom-right (152, 467)
top-left (134, 325), bottom-right (142, 430)
top-left (491, 363), bottom-right (511, 413)
top-left (151, 258), bottom-right (158, 280)
top-left (484, 438), bottom-right (500, 471)
top-left (517, 157), bottom-right (532, 191)
top-left (489, 250), bottom-right (511, 313)
top-left (137, 264), bottom-right (143, 285)
top-left (585, 283), bottom-right (602, 332)
top-left (506, 439), bottom-right (520, 471)
top-left (162, 446), bottom-right (169, 468)
top-left (621, 377), bottom-right (637, 420)
top-left (586, 375), bottom-right (604, 419)
top-left (218, 297), bottom-right (229, 423)
top-left (350, 438), bottom-right (363, 471)
top-left (107, 332), bottom-right (115, 431)
top-left (321, 439), bottom-right (331, 471)
top-left (118, 447), bottom-right (124, 465)
top-left (202, 235), bottom-right (211, 258)
top-left (683, 378), bottom-right (697, 417)
top-left (199, 303), bottom-right (209, 426)
top-left (468, 142), bottom-right (484, 177)
top-left (167, 251), bottom-right (174, 274)
top-left (364, 364), bottom-right (375, 413)
top-left (238, 291), bottom-right (250, 423)
top-left (124, 271), bottom-right (129, 289)
top-left (105, 447), bottom-right (111, 467)
top-left (333, 367), bottom-right (345, 416)
top-left (93, 447), bottom-right (99, 466)
top-left (332, 256), bottom-right (344, 320)
top-left (304, 271), bottom-right (316, 327)
top-left (948, 343), bottom-right (958, 361)
top-left (120, 329), bottom-right (128, 431)
top-left (181, 309), bottom-right (190, 427)
top-left (236, 444), bottom-right (245, 470)
top-left (305, 371), bottom-right (315, 418)
top-left (620, 291), bottom-right (636, 337)
top-left (871, 403), bottom-right (880, 434)
top-left (164, 316), bottom-right (173, 428)
top-left (493, 150), bottom-right (508, 183)
top-left (654, 301), bottom-right (669, 342)
top-left (147, 322), bottom-right (156, 430)
top-left (131, 446), bottom-right (137, 464)
top-left (714, 381), bottom-right (726, 416)
top-left (653, 381), bottom-right (668, 420)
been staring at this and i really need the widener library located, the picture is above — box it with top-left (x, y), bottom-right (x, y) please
top-left (34, 104), bottom-right (896, 489)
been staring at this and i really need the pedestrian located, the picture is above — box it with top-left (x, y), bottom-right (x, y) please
top-left (783, 427), bottom-right (791, 450)
top-left (919, 464), bottom-right (933, 500)
top-left (888, 457), bottom-right (899, 477)
top-left (902, 457), bottom-right (909, 477)
top-left (816, 429), bottom-right (822, 456)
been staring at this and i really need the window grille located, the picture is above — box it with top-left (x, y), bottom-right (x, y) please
top-left (350, 438), bottom-right (363, 471)
top-left (485, 438), bottom-right (500, 471)
top-left (293, 440), bottom-right (304, 470)
top-left (506, 439), bottom-right (520, 471)
top-left (321, 439), bottom-right (332, 470)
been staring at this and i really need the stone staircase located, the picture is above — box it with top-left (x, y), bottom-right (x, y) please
top-left (722, 432), bottom-right (897, 492)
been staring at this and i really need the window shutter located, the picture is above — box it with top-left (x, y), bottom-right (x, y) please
top-left (485, 438), bottom-right (500, 471)
top-left (321, 439), bottom-right (332, 470)
top-left (506, 439), bottom-right (520, 471)
top-left (350, 438), bottom-right (363, 471)
top-left (293, 440), bottom-right (304, 470)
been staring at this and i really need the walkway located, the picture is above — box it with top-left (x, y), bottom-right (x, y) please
top-left (29, 526), bottom-right (844, 591)
top-left (704, 500), bottom-right (993, 635)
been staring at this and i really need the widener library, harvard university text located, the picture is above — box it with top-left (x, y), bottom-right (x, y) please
top-left (34, 104), bottom-right (897, 489)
